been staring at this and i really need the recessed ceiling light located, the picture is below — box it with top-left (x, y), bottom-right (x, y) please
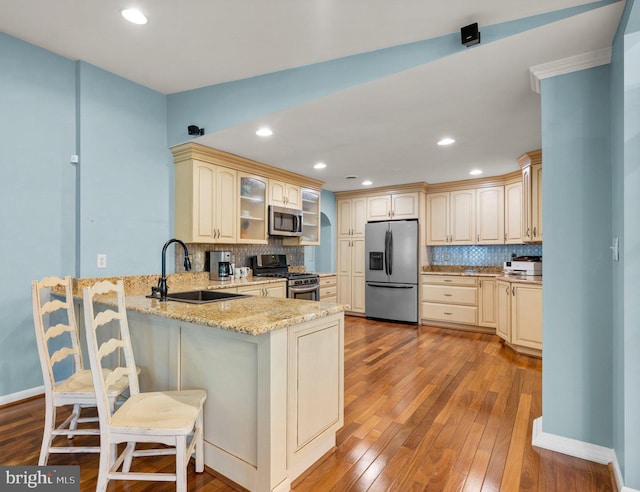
top-left (437, 137), bottom-right (455, 146)
top-left (314, 162), bottom-right (327, 169)
top-left (469, 169), bottom-right (483, 176)
top-left (121, 9), bottom-right (147, 25)
top-left (256, 127), bottom-right (273, 137)
top-left (362, 180), bottom-right (373, 186)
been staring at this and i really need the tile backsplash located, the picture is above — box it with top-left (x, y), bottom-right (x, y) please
top-left (429, 244), bottom-right (542, 267)
top-left (175, 237), bottom-right (304, 273)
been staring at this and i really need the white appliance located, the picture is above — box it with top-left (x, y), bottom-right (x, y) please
top-left (503, 256), bottom-right (542, 276)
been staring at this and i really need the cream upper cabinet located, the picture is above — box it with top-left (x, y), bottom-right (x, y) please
top-left (531, 164), bottom-right (543, 241)
top-left (237, 173), bottom-right (268, 244)
top-left (478, 277), bottom-right (497, 328)
top-left (511, 283), bottom-right (542, 350)
top-left (504, 182), bottom-right (523, 244)
top-left (522, 165), bottom-right (532, 241)
top-left (450, 190), bottom-right (476, 244)
top-left (269, 180), bottom-right (301, 209)
top-left (174, 160), bottom-right (237, 243)
top-left (337, 198), bottom-right (366, 238)
top-left (427, 190), bottom-right (475, 245)
top-left (476, 187), bottom-right (504, 244)
top-left (366, 192), bottom-right (419, 221)
top-left (425, 193), bottom-right (449, 245)
top-left (519, 149), bottom-right (542, 243)
top-left (496, 280), bottom-right (511, 341)
top-left (284, 187), bottom-right (321, 246)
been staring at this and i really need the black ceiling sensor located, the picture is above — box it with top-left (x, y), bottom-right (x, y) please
top-left (188, 125), bottom-right (204, 136)
top-left (461, 23), bottom-right (481, 47)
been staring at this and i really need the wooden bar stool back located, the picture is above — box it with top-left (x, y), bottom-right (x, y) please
top-left (32, 275), bottom-right (130, 465)
top-left (82, 280), bottom-right (206, 492)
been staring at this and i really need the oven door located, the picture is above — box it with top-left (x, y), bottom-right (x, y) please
top-left (288, 283), bottom-right (320, 301)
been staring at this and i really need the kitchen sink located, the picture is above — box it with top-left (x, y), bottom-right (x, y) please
top-left (165, 290), bottom-right (248, 304)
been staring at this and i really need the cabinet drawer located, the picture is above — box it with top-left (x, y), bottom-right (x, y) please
top-left (320, 286), bottom-right (337, 298)
top-left (322, 296), bottom-right (337, 304)
top-left (421, 285), bottom-right (477, 305)
top-left (421, 275), bottom-right (477, 287)
top-left (422, 302), bottom-right (478, 325)
top-left (320, 276), bottom-right (337, 287)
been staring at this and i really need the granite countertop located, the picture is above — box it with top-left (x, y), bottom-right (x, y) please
top-left (72, 272), bottom-right (346, 336)
top-left (420, 266), bottom-right (542, 284)
top-left (123, 295), bottom-right (345, 336)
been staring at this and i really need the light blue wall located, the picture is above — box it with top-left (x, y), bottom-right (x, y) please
top-left (316, 190), bottom-right (337, 273)
top-left (0, 36), bottom-right (171, 398)
top-left (540, 66), bottom-right (613, 446)
top-left (621, 11), bottom-right (640, 487)
top-left (77, 63), bottom-right (171, 277)
top-left (0, 34), bottom-right (77, 396)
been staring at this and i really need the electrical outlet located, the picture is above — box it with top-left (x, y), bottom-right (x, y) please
top-left (97, 254), bottom-right (107, 269)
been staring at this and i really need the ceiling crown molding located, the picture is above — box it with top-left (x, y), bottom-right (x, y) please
top-left (529, 47), bottom-right (612, 93)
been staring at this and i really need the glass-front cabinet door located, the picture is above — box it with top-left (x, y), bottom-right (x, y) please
top-left (237, 173), bottom-right (268, 244)
top-left (301, 188), bottom-right (320, 245)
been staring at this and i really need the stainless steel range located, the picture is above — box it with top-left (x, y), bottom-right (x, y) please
top-left (249, 254), bottom-right (320, 301)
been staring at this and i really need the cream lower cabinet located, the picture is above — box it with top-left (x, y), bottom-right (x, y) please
top-left (496, 280), bottom-right (542, 356)
top-left (175, 160), bottom-right (237, 243)
top-left (478, 278), bottom-right (497, 328)
top-left (421, 275), bottom-right (478, 325)
top-left (511, 283), bottom-right (542, 350)
top-left (337, 239), bottom-right (365, 313)
top-left (496, 280), bottom-right (511, 340)
top-left (319, 275), bottom-right (337, 303)
top-left (237, 281), bottom-right (286, 298)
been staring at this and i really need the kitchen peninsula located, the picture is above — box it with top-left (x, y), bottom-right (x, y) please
top-left (74, 273), bottom-right (345, 492)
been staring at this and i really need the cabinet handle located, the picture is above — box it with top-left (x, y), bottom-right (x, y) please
top-left (479, 280), bottom-right (482, 288)
top-left (533, 226), bottom-right (537, 237)
top-left (506, 286), bottom-right (510, 294)
top-left (477, 234), bottom-right (480, 242)
top-left (504, 233), bottom-right (507, 241)
top-left (512, 286), bottom-right (515, 296)
top-left (443, 279), bottom-right (453, 283)
top-left (526, 227), bottom-right (530, 237)
top-left (444, 312), bottom-right (453, 315)
top-left (443, 294), bottom-right (452, 297)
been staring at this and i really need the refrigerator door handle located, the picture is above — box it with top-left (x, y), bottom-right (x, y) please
top-left (367, 283), bottom-right (414, 289)
top-left (384, 230), bottom-right (390, 276)
top-left (388, 230), bottom-right (393, 276)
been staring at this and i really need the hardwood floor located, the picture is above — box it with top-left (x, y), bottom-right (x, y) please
top-left (0, 316), bottom-right (615, 491)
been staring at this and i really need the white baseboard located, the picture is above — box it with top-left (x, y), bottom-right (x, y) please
top-left (532, 417), bottom-right (639, 492)
top-left (0, 385), bottom-right (44, 406)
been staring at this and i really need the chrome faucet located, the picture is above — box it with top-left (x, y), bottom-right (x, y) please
top-left (152, 238), bottom-right (191, 301)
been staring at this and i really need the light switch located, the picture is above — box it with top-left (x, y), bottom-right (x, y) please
top-left (97, 254), bottom-right (107, 269)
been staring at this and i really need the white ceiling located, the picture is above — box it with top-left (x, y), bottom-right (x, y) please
top-left (0, 0), bottom-right (625, 191)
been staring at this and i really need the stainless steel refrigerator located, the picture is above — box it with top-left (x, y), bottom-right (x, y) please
top-left (365, 219), bottom-right (419, 324)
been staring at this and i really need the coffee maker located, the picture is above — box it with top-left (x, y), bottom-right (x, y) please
top-left (209, 251), bottom-right (233, 280)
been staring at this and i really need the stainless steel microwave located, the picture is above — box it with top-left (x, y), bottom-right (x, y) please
top-left (268, 205), bottom-right (303, 236)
